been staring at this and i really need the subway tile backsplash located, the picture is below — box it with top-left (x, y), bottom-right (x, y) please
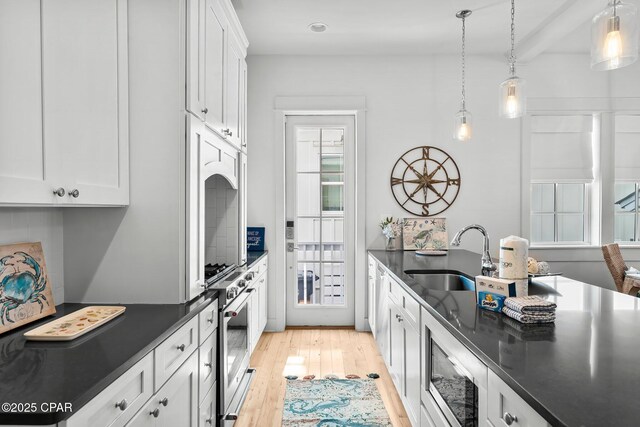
top-left (0, 208), bottom-right (64, 304)
top-left (205, 175), bottom-right (239, 265)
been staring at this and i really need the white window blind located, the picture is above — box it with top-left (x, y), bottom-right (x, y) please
top-left (530, 115), bottom-right (594, 183)
top-left (615, 115), bottom-right (640, 181)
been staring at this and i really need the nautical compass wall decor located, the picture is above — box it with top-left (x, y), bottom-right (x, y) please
top-left (390, 146), bottom-right (461, 217)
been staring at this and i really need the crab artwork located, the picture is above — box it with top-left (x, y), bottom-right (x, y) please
top-left (0, 242), bottom-right (55, 334)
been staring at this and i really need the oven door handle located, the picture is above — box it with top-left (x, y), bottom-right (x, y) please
top-left (447, 356), bottom-right (474, 383)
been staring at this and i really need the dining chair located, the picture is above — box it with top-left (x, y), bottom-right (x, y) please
top-left (602, 243), bottom-right (640, 296)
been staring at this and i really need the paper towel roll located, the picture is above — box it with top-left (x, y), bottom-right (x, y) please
top-left (514, 279), bottom-right (529, 297)
top-left (499, 235), bottom-right (529, 279)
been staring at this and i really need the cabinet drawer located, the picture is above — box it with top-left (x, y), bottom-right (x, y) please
top-left (199, 300), bottom-right (218, 345)
top-left (488, 370), bottom-right (548, 427)
top-left (251, 256), bottom-right (268, 277)
top-left (154, 316), bottom-right (199, 391)
top-left (199, 332), bottom-right (217, 404)
top-left (388, 277), bottom-right (419, 328)
top-left (199, 382), bottom-right (217, 427)
top-left (66, 352), bottom-right (153, 427)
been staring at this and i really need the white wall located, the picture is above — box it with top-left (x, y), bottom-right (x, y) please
top-left (247, 53), bottom-right (640, 329)
top-left (0, 209), bottom-right (64, 304)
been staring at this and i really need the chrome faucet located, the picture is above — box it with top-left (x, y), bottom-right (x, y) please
top-left (451, 224), bottom-right (497, 277)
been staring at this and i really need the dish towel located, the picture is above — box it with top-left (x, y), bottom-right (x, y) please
top-left (503, 296), bottom-right (556, 324)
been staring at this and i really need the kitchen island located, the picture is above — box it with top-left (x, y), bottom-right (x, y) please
top-left (369, 249), bottom-right (640, 427)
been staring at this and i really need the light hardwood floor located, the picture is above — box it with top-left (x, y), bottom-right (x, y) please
top-left (236, 328), bottom-right (411, 426)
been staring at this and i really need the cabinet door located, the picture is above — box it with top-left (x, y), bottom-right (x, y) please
top-left (249, 289), bottom-right (260, 353)
top-left (42, 0), bottom-right (129, 206)
top-left (125, 398), bottom-right (158, 427)
top-left (258, 273), bottom-right (268, 333)
top-left (376, 272), bottom-right (390, 365)
top-left (204, 0), bottom-right (227, 134)
top-left (0, 0), bottom-right (53, 205)
top-left (157, 352), bottom-right (199, 427)
top-left (186, 0), bottom-right (206, 120)
top-left (403, 321), bottom-right (421, 426)
top-left (240, 59), bottom-right (248, 151)
top-left (389, 301), bottom-right (403, 391)
top-left (224, 33), bottom-right (242, 149)
top-left (186, 118), bottom-right (207, 301)
top-left (367, 259), bottom-right (376, 335)
top-left (238, 152), bottom-right (248, 264)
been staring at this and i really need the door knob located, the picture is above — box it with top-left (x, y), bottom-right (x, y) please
top-left (150, 408), bottom-right (160, 418)
top-left (159, 397), bottom-right (169, 407)
top-left (114, 399), bottom-right (128, 411)
top-left (53, 188), bottom-right (66, 197)
top-left (68, 189), bottom-right (80, 198)
top-left (503, 412), bottom-right (517, 425)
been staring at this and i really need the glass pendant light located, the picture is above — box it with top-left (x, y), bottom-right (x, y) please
top-left (454, 10), bottom-right (473, 142)
top-left (591, 0), bottom-right (638, 71)
top-left (499, 0), bottom-right (526, 119)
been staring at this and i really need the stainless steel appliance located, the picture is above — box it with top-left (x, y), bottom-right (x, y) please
top-left (211, 269), bottom-right (257, 426)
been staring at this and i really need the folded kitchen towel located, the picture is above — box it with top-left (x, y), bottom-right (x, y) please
top-left (502, 307), bottom-right (555, 324)
top-left (504, 295), bottom-right (556, 314)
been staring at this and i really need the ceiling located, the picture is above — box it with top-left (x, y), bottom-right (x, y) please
top-left (232, 0), bottom-right (603, 56)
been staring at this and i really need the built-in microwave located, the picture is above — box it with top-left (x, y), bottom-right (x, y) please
top-left (421, 306), bottom-right (488, 427)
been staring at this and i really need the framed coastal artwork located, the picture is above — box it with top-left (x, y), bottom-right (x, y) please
top-left (402, 218), bottom-right (448, 250)
top-left (0, 242), bottom-right (56, 335)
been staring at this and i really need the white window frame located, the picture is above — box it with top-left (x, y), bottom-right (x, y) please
top-left (530, 182), bottom-right (591, 246)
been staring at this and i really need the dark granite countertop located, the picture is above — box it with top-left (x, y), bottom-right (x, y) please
top-left (0, 251), bottom-right (268, 425)
top-left (369, 249), bottom-right (640, 427)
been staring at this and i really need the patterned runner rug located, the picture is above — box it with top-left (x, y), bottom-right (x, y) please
top-left (282, 378), bottom-right (392, 426)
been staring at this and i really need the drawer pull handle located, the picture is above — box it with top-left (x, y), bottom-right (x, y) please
top-left (177, 344), bottom-right (186, 352)
top-left (159, 397), bottom-right (169, 407)
top-left (207, 317), bottom-right (214, 324)
top-left (204, 362), bottom-right (213, 368)
top-left (504, 412), bottom-right (517, 425)
top-left (150, 408), bottom-right (160, 418)
top-left (114, 399), bottom-right (128, 411)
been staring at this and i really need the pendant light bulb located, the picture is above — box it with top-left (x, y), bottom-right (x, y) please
top-left (499, 0), bottom-right (526, 119)
top-left (454, 10), bottom-right (473, 142)
top-left (591, 1), bottom-right (638, 71)
top-left (455, 110), bottom-right (473, 142)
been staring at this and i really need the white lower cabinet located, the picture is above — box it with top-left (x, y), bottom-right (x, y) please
top-left (64, 353), bottom-right (154, 427)
top-left (487, 371), bottom-right (548, 427)
top-left (367, 255), bottom-right (376, 336)
top-left (387, 294), bottom-right (420, 426)
top-left (199, 383), bottom-right (217, 427)
top-left (126, 351), bottom-right (199, 427)
top-left (249, 262), bottom-right (268, 353)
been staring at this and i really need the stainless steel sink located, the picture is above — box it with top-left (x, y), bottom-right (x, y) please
top-left (404, 271), bottom-right (475, 292)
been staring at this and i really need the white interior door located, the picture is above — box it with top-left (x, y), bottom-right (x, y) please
top-left (285, 115), bottom-right (355, 326)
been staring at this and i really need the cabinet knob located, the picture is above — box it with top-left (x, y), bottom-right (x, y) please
top-left (204, 362), bottom-right (212, 368)
top-left (396, 314), bottom-right (403, 322)
top-left (202, 107), bottom-right (209, 114)
top-left (206, 418), bottom-right (213, 424)
top-left (53, 188), bottom-right (66, 197)
top-left (177, 343), bottom-right (186, 352)
top-left (222, 128), bottom-right (232, 137)
top-left (150, 408), bottom-right (160, 418)
top-left (114, 399), bottom-right (128, 411)
top-left (503, 412), bottom-right (517, 425)
top-left (68, 189), bottom-right (80, 198)
top-left (207, 317), bottom-right (214, 324)
top-left (159, 397), bottom-right (169, 407)
top-left (198, 281), bottom-right (207, 288)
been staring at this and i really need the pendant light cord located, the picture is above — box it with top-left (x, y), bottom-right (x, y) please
top-left (461, 15), bottom-right (466, 110)
top-left (509, 0), bottom-right (516, 76)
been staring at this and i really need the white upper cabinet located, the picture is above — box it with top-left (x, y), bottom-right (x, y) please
top-left (0, 0), bottom-right (129, 206)
top-left (187, 0), bottom-right (247, 151)
top-left (224, 32), bottom-right (243, 149)
top-left (203, 0), bottom-right (227, 133)
top-left (0, 0), bottom-right (52, 204)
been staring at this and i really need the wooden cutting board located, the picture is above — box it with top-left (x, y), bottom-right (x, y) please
top-left (24, 306), bottom-right (126, 341)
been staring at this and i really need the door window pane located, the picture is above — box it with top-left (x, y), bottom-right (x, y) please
top-left (297, 262), bottom-right (320, 305)
top-left (297, 174), bottom-right (320, 216)
top-left (322, 184), bottom-right (343, 212)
